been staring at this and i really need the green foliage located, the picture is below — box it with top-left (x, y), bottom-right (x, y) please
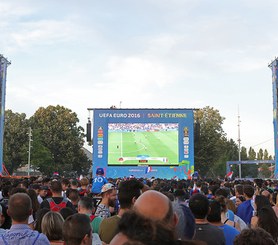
top-left (263, 149), bottom-right (269, 160)
top-left (257, 148), bottom-right (264, 160)
top-left (240, 147), bottom-right (248, 160)
top-left (30, 105), bottom-right (90, 176)
top-left (248, 147), bottom-right (256, 160)
top-left (3, 110), bottom-right (29, 173)
top-left (194, 106), bottom-right (227, 177)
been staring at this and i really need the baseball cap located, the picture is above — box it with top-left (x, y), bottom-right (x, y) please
top-left (101, 183), bottom-right (115, 193)
top-left (96, 168), bottom-right (104, 175)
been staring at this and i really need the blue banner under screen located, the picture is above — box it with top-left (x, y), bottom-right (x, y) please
top-left (92, 109), bottom-right (194, 179)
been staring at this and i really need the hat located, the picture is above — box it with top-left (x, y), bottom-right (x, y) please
top-left (101, 183), bottom-right (115, 193)
top-left (96, 168), bottom-right (104, 175)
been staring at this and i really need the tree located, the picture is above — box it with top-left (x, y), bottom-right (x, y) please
top-left (257, 148), bottom-right (264, 160)
top-left (210, 138), bottom-right (239, 177)
top-left (194, 106), bottom-right (227, 177)
top-left (263, 149), bottom-right (269, 160)
top-left (240, 147), bottom-right (248, 160)
top-left (248, 147), bottom-right (256, 160)
top-left (30, 105), bottom-right (90, 175)
top-left (3, 110), bottom-right (29, 173)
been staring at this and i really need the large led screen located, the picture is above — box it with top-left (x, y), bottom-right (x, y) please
top-left (92, 109), bottom-right (194, 179)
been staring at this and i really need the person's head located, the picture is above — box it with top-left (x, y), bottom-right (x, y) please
top-left (34, 208), bottom-right (50, 233)
top-left (257, 206), bottom-right (278, 241)
top-left (174, 189), bottom-right (188, 203)
top-left (134, 190), bottom-right (177, 227)
top-left (118, 179), bottom-right (144, 209)
top-left (243, 185), bottom-right (254, 199)
top-left (38, 186), bottom-right (48, 197)
top-left (110, 211), bottom-right (176, 245)
top-left (67, 189), bottom-right (80, 205)
top-left (16, 181), bottom-right (28, 189)
top-left (96, 167), bottom-right (104, 176)
top-left (70, 180), bottom-right (79, 189)
top-left (215, 188), bottom-right (229, 198)
top-left (214, 195), bottom-right (227, 213)
top-left (189, 193), bottom-right (209, 219)
top-left (50, 180), bottom-right (63, 194)
top-left (63, 213), bottom-right (92, 245)
top-left (60, 207), bottom-right (76, 220)
top-left (27, 189), bottom-right (40, 213)
top-left (234, 227), bottom-right (276, 245)
top-left (254, 195), bottom-right (271, 212)
top-left (173, 203), bottom-right (196, 240)
top-left (207, 200), bottom-right (221, 223)
top-left (61, 179), bottom-right (71, 191)
top-left (235, 196), bottom-right (246, 208)
top-left (41, 211), bottom-right (64, 241)
top-left (101, 183), bottom-right (117, 207)
top-left (80, 178), bottom-right (89, 187)
top-left (78, 197), bottom-right (93, 214)
top-left (235, 184), bottom-right (244, 197)
top-left (8, 193), bottom-right (32, 223)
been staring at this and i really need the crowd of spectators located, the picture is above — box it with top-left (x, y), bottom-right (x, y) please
top-left (0, 171), bottom-right (277, 244)
top-left (108, 123), bottom-right (178, 132)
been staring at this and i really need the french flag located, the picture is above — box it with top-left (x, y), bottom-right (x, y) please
top-left (145, 166), bottom-right (152, 174)
top-left (226, 171), bottom-right (233, 179)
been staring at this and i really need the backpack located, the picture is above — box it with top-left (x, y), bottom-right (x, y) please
top-left (47, 198), bottom-right (68, 212)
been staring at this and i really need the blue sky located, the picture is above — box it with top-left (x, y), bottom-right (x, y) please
top-left (1, 0), bottom-right (277, 155)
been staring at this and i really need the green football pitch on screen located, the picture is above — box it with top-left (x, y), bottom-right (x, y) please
top-left (108, 130), bottom-right (178, 165)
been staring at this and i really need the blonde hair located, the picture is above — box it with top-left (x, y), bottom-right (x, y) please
top-left (41, 211), bottom-right (64, 241)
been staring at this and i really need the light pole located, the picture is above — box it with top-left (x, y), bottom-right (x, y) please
top-left (27, 127), bottom-right (32, 176)
top-left (238, 107), bottom-right (242, 179)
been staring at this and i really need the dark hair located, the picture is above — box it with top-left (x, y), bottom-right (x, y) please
top-left (9, 187), bottom-right (27, 196)
top-left (50, 181), bottom-right (62, 193)
top-left (208, 185), bottom-right (219, 196)
top-left (207, 200), bottom-right (221, 223)
top-left (34, 208), bottom-right (50, 233)
top-left (257, 206), bottom-right (278, 241)
top-left (189, 194), bottom-right (209, 219)
top-left (255, 195), bottom-right (271, 213)
top-left (78, 197), bottom-right (93, 210)
top-left (234, 227), bottom-right (276, 245)
top-left (8, 193), bottom-right (31, 222)
top-left (174, 189), bottom-right (188, 202)
top-left (215, 188), bottom-right (229, 198)
top-left (235, 185), bottom-right (244, 196)
top-left (71, 179), bottom-right (79, 187)
top-left (61, 179), bottom-right (70, 187)
top-left (117, 211), bottom-right (176, 245)
top-left (0, 203), bottom-right (11, 229)
top-left (243, 185), bottom-right (254, 198)
top-left (67, 189), bottom-right (80, 202)
top-left (118, 179), bottom-right (144, 209)
top-left (60, 207), bottom-right (75, 220)
top-left (238, 196), bottom-right (246, 203)
top-left (215, 196), bottom-right (227, 213)
top-left (63, 213), bottom-right (91, 245)
top-left (27, 189), bottom-right (40, 215)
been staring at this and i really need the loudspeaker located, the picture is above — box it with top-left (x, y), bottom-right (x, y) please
top-left (86, 121), bottom-right (92, 142)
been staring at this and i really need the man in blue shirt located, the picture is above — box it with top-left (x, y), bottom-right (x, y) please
top-left (236, 185), bottom-right (255, 225)
top-left (91, 168), bottom-right (108, 195)
top-left (0, 193), bottom-right (50, 244)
